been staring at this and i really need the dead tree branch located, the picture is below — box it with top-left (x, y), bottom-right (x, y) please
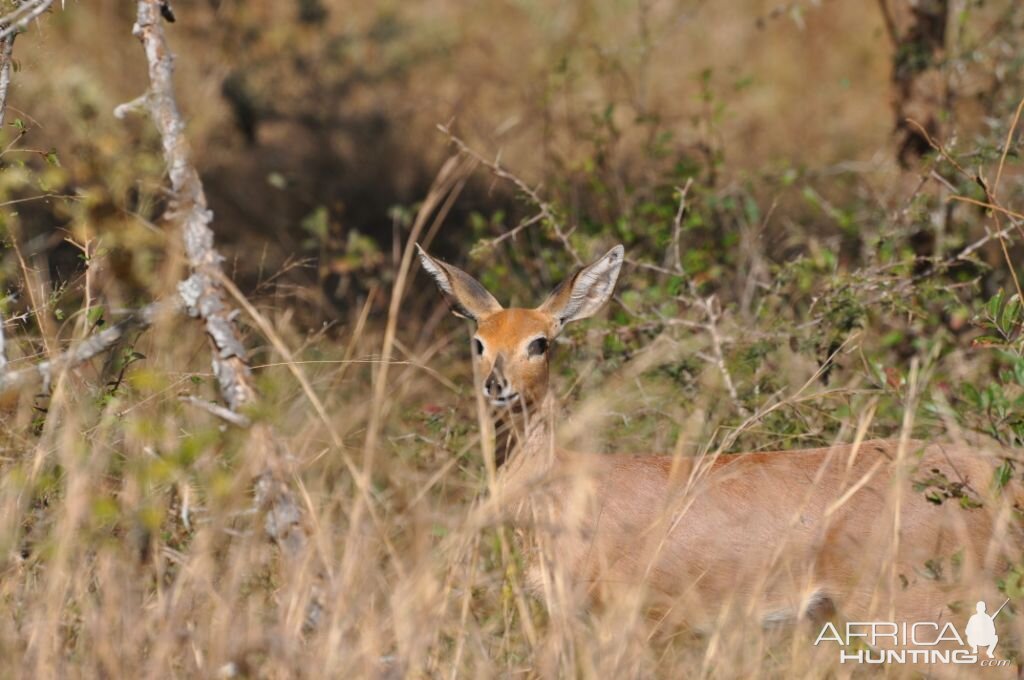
top-left (0, 303), bottom-right (160, 395)
top-left (120, 0), bottom-right (320, 625)
top-left (126, 0), bottom-right (256, 412)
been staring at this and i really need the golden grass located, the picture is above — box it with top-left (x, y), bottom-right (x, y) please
top-left (0, 228), bottom-right (1020, 678)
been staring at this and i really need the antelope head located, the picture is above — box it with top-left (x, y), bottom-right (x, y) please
top-left (416, 244), bottom-right (624, 411)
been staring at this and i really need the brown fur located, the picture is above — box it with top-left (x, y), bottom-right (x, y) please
top-left (502, 419), bottom-right (1018, 630)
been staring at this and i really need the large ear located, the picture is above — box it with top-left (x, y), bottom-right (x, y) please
top-left (537, 245), bottom-right (624, 329)
top-left (416, 244), bottom-right (502, 321)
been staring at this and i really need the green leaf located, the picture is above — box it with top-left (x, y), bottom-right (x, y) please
top-left (266, 172), bottom-right (288, 189)
top-left (87, 305), bottom-right (104, 326)
top-left (959, 495), bottom-right (983, 510)
top-left (300, 205), bottom-right (329, 241)
top-left (987, 289), bottom-right (1004, 321)
top-left (993, 460), bottom-right (1014, 490)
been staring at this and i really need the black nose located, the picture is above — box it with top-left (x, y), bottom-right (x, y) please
top-left (485, 372), bottom-right (507, 397)
top-left (485, 355), bottom-right (509, 397)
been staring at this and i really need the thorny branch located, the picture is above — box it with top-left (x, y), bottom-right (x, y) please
top-left (120, 0), bottom-right (320, 626)
top-left (438, 124), bottom-right (584, 265)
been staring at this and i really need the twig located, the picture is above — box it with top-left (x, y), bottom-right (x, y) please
top-left (693, 293), bottom-right (749, 416)
top-left (992, 96), bottom-right (1024, 201)
top-left (438, 123), bottom-right (583, 265)
top-left (179, 394), bottom-right (252, 427)
top-left (481, 211), bottom-right (544, 249)
top-left (668, 178), bottom-right (694, 274)
top-left (0, 0), bottom-right (54, 42)
top-left (948, 196), bottom-right (1024, 222)
top-left (112, 94), bottom-right (148, 120)
top-left (952, 220), bottom-right (1021, 262)
top-left (909, 117), bottom-right (1024, 301)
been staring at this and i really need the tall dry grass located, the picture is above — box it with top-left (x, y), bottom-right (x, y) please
top-left (2, 180), bottom-right (1023, 678)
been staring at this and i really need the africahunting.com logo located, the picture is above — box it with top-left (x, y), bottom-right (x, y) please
top-left (814, 599), bottom-right (1012, 667)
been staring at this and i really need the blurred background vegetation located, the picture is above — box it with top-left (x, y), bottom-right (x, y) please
top-left (2, 0), bottom-right (1024, 676)
top-left (6, 0), bottom-right (1021, 443)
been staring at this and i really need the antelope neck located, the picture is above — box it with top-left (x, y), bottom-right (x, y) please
top-left (492, 396), bottom-right (556, 470)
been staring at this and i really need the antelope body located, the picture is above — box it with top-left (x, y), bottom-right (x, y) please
top-left (417, 244), bottom-right (1020, 633)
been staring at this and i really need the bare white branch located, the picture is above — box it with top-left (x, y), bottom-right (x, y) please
top-left (0, 0), bottom-right (55, 42)
top-left (123, 1), bottom-right (322, 625)
top-left (179, 394), bottom-right (252, 427)
top-left (0, 303), bottom-right (161, 395)
top-left (0, 32), bottom-right (15, 126)
top-left (127, 0), bottom-right (256, 412)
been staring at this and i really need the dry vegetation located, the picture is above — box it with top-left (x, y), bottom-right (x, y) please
top-left (0, 0), bottom-right (1024, 677)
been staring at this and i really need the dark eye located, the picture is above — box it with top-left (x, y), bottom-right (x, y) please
top-left (527, 337), bottom-right (549, 357)
top-left (474, 338), bottom-right (485, 356)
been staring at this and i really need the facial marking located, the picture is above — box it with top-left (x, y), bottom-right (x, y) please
top-left (474, 309), bottom-right (557, 407)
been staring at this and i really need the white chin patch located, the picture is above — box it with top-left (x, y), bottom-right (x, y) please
top-left (489, 393), bottom-right (520, 408)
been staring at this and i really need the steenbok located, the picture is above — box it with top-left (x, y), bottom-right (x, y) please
top-left (417, 243), bottom-right (1020, 641)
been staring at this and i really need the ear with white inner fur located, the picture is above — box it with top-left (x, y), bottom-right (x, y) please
top-left (416, 244), bottom-right (503, 321)
top-left (537, 245), bottom-right (624, 329)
